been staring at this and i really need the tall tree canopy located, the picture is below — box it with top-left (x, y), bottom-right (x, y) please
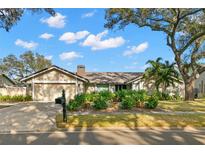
top-left (105, 8), bottom-right (205, 100)
top-left (143, 57), bottom-right (181, 93)
top-left (0, 51), bottom-right (52, 79)
top-left (0, 8), bottom-right (55, 31)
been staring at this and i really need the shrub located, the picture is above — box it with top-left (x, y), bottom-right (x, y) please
top-left (24, 95), bottom-right (32, 101)
top-left (120, 96), bottom-right (135, 109)
top-left (67, 99), bottom-right (81, 111)
top-left (92, 96), bottom-right (108, 110)
top-left (74, 93), bottom-right (86, 105)
top-left (144, 96), bottom-right (158, 109)
top-left (85, 92), bottom-right (98, 102)
top-left (114, 90), bottom-right (133, 102)
top-left (0, 95), bottom-right (32, 102)
top-left (132, 90), bottom-right (148, 106)
top-left (152, 91), bottom-right (173, 101)
top-left (0, 95), bottom-right (11, 102)
top-left (98, 91), bottom-right (115, 102)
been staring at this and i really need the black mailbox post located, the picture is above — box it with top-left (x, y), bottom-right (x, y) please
top-left (55, 89), bottom-right (67, 122)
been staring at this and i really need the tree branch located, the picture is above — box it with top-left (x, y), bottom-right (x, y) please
top-left (179, 9), bottom-right (204, 21)
top-left (180, 31), bottom-right (205, 53)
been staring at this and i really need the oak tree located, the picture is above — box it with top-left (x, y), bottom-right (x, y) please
top-left (0, 8), bottom-right (55, 31)
top-left (105, 8), bottom-right (205, 100)
top-left (0, 51), bottom-right (52, 79)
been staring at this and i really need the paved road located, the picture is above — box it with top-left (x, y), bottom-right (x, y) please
top-left (0, 102), bottom-right (61, 133)
top-left (0, 128), bottom-right (205, 145)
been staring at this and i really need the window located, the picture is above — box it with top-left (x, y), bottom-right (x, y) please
top-left (96, 84), bottom-right (109, 92)
top-left (115, 85), bottom-right (127, 91)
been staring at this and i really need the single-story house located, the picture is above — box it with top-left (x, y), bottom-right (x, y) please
top-left (19, 65), bottom-right (184, 102)
top-left (0, 74), bottom-right (27, 96)
top-left (0, 74), bottom-right (16, 87)
top-left (20, 65), bottom-right (88, 102)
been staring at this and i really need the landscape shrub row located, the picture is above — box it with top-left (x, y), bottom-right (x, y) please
top-left (152, 91), bottom-right (182, 101)
top-left (0, 95), bottom-right (32, 102)
top-left (67, 90), bottom-right (160, 111)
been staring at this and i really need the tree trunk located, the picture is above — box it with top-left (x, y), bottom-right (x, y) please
top-left (184, 79), bottom-right (195, 101)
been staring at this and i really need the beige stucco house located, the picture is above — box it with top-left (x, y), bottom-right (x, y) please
top-left (0, 74), bottom-right (27, 96)
top-left (19, 65), bottom-right (185, 102)
top-left (20, 65), bottom-right (88, 102)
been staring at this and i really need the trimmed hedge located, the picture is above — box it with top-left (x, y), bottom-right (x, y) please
top-left (0, 95), bottom-right (32, 102)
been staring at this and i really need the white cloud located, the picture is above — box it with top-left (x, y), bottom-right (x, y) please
top-left (82, 10), bottom-right (97, 18)
top-left (59, 51), bottom-right (83, 61)
top-left (40, 13), bottom-right (66, 28)
top-left (45, 55), bottom-right (53, 60)
top-left (39, 33), bottom-right (54, 40)
top-left (15, 39), bottom-right (38, 49)
top-left (82, 30), bottom-right (125, 50)
top-left (59, 31), bottom-right (90, 44)
top-left (124, 65), bottom-right (138, 70)
top-left (123, 42), bottom-right (149, 57)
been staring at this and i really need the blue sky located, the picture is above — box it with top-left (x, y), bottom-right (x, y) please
top-left (0, 8), bottom-right (175, 72)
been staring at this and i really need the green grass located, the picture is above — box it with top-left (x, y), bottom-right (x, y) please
top-left (158, 99), bottom-right (205, 112)
top-left (56, 113), bottom-right (205, 128)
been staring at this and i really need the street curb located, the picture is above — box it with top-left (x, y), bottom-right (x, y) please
top-left (1, 127), bottom-right (205, 134)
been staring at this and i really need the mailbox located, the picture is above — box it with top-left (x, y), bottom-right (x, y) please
top-left (55, 97), bottom-right (62, 105)
top-left (55, 89), bottom-right (67, 122)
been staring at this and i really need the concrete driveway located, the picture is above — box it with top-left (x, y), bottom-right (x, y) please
top-left (0, 102), bottom-right (61, 133)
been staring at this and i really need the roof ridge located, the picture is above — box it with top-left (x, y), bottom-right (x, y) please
top-left (85, 72), bottom-right (144, 73)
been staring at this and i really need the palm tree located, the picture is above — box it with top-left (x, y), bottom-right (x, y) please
top-left (143, 57), bottom-right (181, 93)
top-left (143, 57), bottom-right (163, 91)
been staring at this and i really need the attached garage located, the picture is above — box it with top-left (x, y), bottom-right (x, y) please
top-left (20, 65), bottom-right (88, 102)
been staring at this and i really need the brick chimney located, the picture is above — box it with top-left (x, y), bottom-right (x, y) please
top-left (77, 65), bottom-right (85, 76)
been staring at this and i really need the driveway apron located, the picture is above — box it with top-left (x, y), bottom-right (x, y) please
top-left (0, 102), bottom-right (61, 133)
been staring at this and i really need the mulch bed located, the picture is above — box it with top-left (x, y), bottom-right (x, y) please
top-left (67, 102), bottom-right (165, 115)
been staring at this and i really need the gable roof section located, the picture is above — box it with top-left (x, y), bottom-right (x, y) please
top-left (125, 75), bottom-right (143, 84)
top-left (20, 65), bottom-right (89, 82)
top-left (84, 72), bottom-right (143, 84)
top-left (0, 74), bottom-right (16, 86)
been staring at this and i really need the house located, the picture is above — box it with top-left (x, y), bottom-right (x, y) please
top-left (20, 65), bottom-right (144, 101)
top-left (20, 65), bottom-right (184, 102)
top-left (20, 65), bottom-right (88, 102)
top-left (0, 74), bottom-right (27, 96)
top-left (194, 71), bottom-right (205, 98)
top-left (0, 74), bottom-right (16, 87)
top-left (77, 65), bottom-right (144, 93)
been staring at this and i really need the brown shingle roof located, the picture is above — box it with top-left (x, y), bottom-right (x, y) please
top-left (84, 72), bottom-right (143, 84)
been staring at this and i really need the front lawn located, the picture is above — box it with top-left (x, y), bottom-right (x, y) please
top-left (56, 113), bottom-right (205, 129)
top-left (158, 99), bottom-right (205, 112)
